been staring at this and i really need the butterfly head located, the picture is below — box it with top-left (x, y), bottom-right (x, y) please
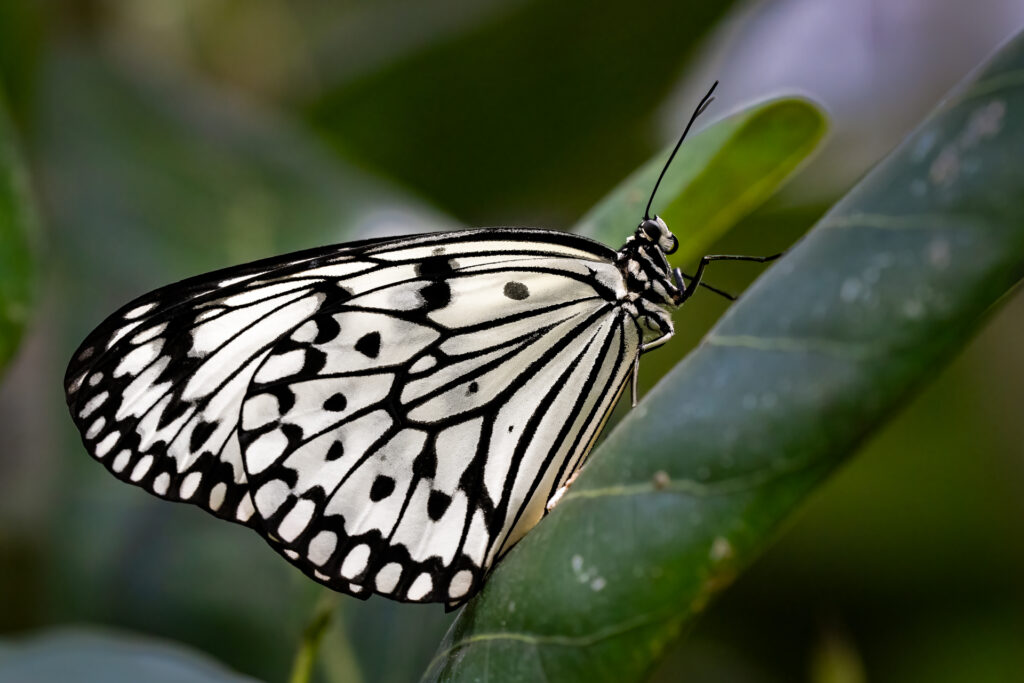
top-left (637, 216), bottom-right (678, 255)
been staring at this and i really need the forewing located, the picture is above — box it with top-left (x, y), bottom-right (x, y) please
top-left (65, 228), bottom-right (636, 605)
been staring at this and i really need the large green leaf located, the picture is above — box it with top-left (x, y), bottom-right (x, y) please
top-left (424, 30), bottom-right (1024, 682)
top-left (0, 89), bottom-right (36, 376)
top-left (574, 97), bottom-right (827, 261)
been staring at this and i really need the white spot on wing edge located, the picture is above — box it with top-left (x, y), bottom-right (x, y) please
top-left (123, 302), bottom-right (157, 319)
top-left (111, 450), bottom-right (131, 473)
top-left (341, 544), bottom-right (371, 579)
top-left (236, 494), bottom-right (255, 522)
top-left (67, 373), bottom-right (86, 395)
top-left (448, 570), bottom-right (474, 600)
top-left (307, 531), bottom-right (337, 566)
top-left (254, 479), bottom-right (289, 517)
top-left (278, 499), bottom-right (316, 542)
top-left (209, 482), bottom-right (227, 511)
top-left (375, 562), bottom-right (402, 594)
top-left (80, 391), bottom-right (109, 420)
top-left (153, 472), bottom-right (171, 495)
top-left (407, 572), bottom-right (433, 601)
top-left (179, 471), bottom-right (203, 500)
top-left (130, 455), bottom-right (154, 482)
top-left (85, 417), bottom-right (106, 440)
top-left (93, 430), bottom-right (119, 458)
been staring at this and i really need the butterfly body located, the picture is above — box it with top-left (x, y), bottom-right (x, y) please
top-left (66, 223), bottom-right (683, 606)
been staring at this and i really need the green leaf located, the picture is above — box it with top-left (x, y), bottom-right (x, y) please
top-left (424, 29), bottom-right (1024, 683)
top-left (0, 88), bottom-right (37, 376)
top-left (573, 97), bottom-right (828, 262)
top-left (0, 630), bottom-right (259, 683)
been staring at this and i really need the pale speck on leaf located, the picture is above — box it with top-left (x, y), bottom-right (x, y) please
top-left (840, 277), bottom-right (862, 303)
top-left (710, 536), bottom-right (734, 563)
top-left (928, 239), bottom-right (952, 269)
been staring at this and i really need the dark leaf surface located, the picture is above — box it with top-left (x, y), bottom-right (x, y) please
top-left (425, 31), bottom-right (1024, 683)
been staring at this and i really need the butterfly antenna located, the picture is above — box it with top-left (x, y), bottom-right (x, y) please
top-left (643, 80), bottom-right (719, 221)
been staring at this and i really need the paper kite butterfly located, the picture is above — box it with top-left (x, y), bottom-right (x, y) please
top-left (65, 82), bottom-right (776, 607)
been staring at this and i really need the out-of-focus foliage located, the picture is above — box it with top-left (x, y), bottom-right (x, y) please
top-left (0, 2), bottom-right (1022, 683)
top-left (304, 0), bottom-right (741, 223)
top-left (0, 91), bottom-right (36, 376)
top-left (0, 631), bottom-right (259, 683)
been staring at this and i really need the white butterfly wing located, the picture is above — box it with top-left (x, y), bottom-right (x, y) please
top-left (65, 229), bottom-right (640, 605)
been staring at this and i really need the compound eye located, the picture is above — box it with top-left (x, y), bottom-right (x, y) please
top-left (640, 219), bottom-right (662, 241)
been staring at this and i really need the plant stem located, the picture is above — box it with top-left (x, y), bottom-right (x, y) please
top-left (288, 590), bottom-right (341, 683)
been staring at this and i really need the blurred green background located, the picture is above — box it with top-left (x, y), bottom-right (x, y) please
top-left (1, 1), bottom-right (1024, 681)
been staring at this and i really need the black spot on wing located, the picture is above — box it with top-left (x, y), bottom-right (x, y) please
top-left (323, 393), bottom-right (348, 412)
top-left (503, 281), bottom-right (529, 300)
top-left (427, 490), bottom-right (452, 521)
top-left (355, 332), bottom-right (381, 359)
top-left (370, 475), bottom-right (395, 502)
top-left (419, 281), bottom-right (451, 310)
top-left (326, 440), bottom-right (344, 461)
top-left (190, 420), bottom-right (217, 452)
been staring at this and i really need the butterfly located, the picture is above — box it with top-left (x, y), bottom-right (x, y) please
top-left (64, 82), bottom-right (775, 607)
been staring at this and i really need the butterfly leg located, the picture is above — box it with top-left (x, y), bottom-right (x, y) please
top-left (630, 354), bottom-right (640, 408)
top-left (679, 253), bottom-right (781, 305)
top-left (632, 324), bottom-right (675, 407)
top-left (675, 267), bottom-right (737, 302)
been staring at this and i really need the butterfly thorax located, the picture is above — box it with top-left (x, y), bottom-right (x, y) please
top-left (614, 216), bottom-right (681, 344)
